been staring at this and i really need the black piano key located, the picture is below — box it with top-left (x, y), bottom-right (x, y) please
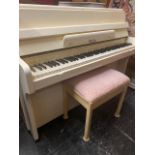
top-left (82, 52), bottom-right (94, 57)
top-left (44, 62), bottom-right (54, 68)
top-left (97, 49), bottom-right (104, 53)
top-left (56, 59), bottom-right (64, 64)
top-left (91, 51), bottom-right (98, 55)
top-left (75, 54), bottom-right (86, 59)
top-left (34, 65), bottom-right (43, 71)
top-left (48, 61), bottom-right (59, 66)
top-left (113, 45), bottom-right (121, 49)
top-left (92, 50), bottom-right (99, 54)
top-left (70, 56), bottom-right (77, 60)
top-left (123, 43), bottom-right (131, 47)
top-left (106, 47), bottom-right (113, 51)
top-left (67, 59), bottom-right (74, 62)
top-left (53, 61), bottom-right (60, 66)
top-left (111, 47), bottom-right (117, 50)
top-left (48, 61), bottom-right (56, 66)
top-left (83, 53), bottom-right (89, 57)
top-left (104, 47), bottom-right (109, 51)
top-left (115, 44), bottom-right (128, 49)
top-left (72, 56), bottom-right (79, 61)
top-left (30, 66), bottom-right (36, 72)
top-left (39, 64), bottom-right (47, 69)
top-left (96, 49), bottom-right (105, 54)
top-left (56, 59), bottom-right (68, 64)
top-left (64, 56), bottom-right (75, 62)
top-left (74, 56), bottom-right (81, 60)
top-left (88, 52), bottom-right (95, 56)
top-left (70, 57), bottom-right (77, 61)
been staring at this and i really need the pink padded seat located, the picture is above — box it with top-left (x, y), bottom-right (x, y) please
top-left (65, 68), bottom-right (130, 103)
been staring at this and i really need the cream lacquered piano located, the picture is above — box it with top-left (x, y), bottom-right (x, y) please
top-left (19, 4), bottom-right (135, 140)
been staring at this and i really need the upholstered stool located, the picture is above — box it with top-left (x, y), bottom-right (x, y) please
top-left (63, 68), bottom-right (130, 142)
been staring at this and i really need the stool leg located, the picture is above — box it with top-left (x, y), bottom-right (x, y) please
top-left (63, 91), bottom-right (69, 119)
top-left (83, 106), bottom-right (93, 142)
top-left (114, 87), bottom-right (128, 118)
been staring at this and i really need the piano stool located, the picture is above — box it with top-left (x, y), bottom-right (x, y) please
top-left (63, 68), bottom-right (130, 142)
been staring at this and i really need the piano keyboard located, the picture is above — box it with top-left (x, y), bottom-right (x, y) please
top-left (31, 43), bottom-right (132, 78)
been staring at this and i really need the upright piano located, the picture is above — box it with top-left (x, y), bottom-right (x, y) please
top-left (19, 4), bottom-right (135, 140)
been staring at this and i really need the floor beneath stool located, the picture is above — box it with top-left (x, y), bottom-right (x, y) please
top-left (20, 88), bottom-right (135, 155)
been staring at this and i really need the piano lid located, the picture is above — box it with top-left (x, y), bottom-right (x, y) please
top-left (19, 4), bottom-right (127, 39)
top-left (19, 4), bottom-right (128, 56)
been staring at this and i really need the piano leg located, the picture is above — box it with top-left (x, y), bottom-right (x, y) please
top-left (63, 87), bottom-right (69, 120)
top-left (25, 94), bottom-right (39, 141)
top-left (19, 82), bottom-right (30, 131)
top-left (120, 57), bottom-right (129, 73)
